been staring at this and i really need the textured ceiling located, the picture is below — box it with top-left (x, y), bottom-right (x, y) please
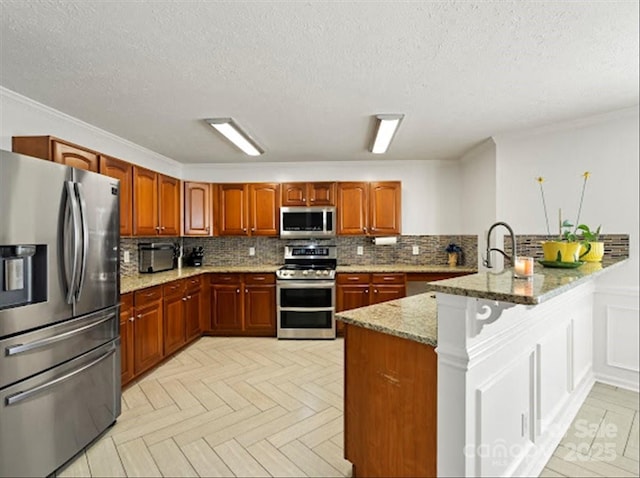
top-left (0, 1), bottom-right (638, 164)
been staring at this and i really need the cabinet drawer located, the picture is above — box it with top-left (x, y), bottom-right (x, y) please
top-left (244, 273), bottom-right (275, 285)
top-left (184, 275), bottom-right (202, 290)
top-left (209, 273), bottom-right (242, 285)
top-left (134, 285), bottom-right (163, 306)
top-left (371, 273), bottom-right (405, 285)
top-left (337, 274), bottom-right (370, 284)
top-left (163, 280), bottom-right (184, 297)
top-left (120, 292), bottom-right (133, 311)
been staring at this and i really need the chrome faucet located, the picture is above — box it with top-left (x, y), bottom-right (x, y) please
top-left (483, 221), bottom-right (517, 269)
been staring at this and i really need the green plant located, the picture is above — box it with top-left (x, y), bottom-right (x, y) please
top-left (576, 224), bottom-right (601, 242)
top-left (536, 171), bottom-right (596, 241)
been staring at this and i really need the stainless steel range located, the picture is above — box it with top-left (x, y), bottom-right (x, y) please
top-left (276, 244), bottom-right (337, 339)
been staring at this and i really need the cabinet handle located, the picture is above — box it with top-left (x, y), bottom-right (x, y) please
top-left (365, 289), bottom-right (369, 293)
top-left (205, 226), bottom-right (210, 232)
top-left (236, 289), bottom-right (240, 293)
top-left (155, 226), bottom-right (160, 232)
top-left (187, 295), bottom-right (192, 299)
top-left (243, 228), bottom-right (247, 232)
top-left (371, 227), bottom-right (376, 231)
top-left (253, 277), bottom-right (265, 281)
top-left (309, 198), bottom-right (315, 202)
top-left (251, 227), bottom-right (255, 232)
top-left (374, 289), bottom-right (378, 293)
top-left (383, 277), bottom-right (395, 281)
top-left (137, 314), bottom-right (142, 319)
top-left (245, 289), bottom-right (248, 293)
top-left (161, 226), bottom-right (166, 231)
top-left (182, 297), bottom-right (187, 301)
top-left (129, 317), bottom-right (135, 322)
top-left (347, 277), bottom-right (359, 281)
top-left (363, 227), bottom-right (367, 233)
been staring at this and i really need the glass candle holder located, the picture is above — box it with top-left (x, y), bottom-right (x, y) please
top-left (514, 256), bottom-right (534, 279)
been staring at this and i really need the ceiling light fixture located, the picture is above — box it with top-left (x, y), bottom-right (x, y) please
top-left (205, 118), bottom-right (264, 156)
top-left (371, 114), bottom-right (404, 154)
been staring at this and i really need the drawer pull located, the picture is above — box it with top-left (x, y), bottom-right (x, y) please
top-left (347, 277), bottom-right (360, 281)
top-left (253, 277), bottom-right (265, 281)
top-left (383, 277), bottom-right (395, 281)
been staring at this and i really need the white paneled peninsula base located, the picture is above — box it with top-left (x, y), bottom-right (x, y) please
top-left (336, 259), bottom-right (627, 478)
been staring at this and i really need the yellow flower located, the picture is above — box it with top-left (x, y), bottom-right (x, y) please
top-left (583, 171), bottom-right (591, 179)
top-left (536, 176), bottom-right (544, 183)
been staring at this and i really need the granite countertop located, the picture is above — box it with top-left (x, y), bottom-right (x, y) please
top-left (120, 265), bottom-right (280, 294)
top-left (336, 265), bottom-right (476, 273)
top-left (426, 258), bottom-right (628, 305)
top-left (120, 264), bottom-right (477, 294)
top-left (336, 294), bottom-right (438, 347)
top-left (336, 258), bottom-right (628, 345)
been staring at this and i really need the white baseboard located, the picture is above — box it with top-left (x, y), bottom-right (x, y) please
top-left (515, 374), bottom-right (595, 477)
top-left (593, 372), bottom-right (640, 393)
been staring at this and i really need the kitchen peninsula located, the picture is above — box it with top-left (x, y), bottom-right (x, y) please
top-left (336, 259), bottom-right (628, 478)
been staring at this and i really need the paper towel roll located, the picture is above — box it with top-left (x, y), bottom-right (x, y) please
top-left (372, 236), bottom-right (398, 245)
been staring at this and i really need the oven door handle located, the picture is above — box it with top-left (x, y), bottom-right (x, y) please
top-left (276, 281), bottom-right (336, 289)
top-left (278, 307), bottom-right (335, 312)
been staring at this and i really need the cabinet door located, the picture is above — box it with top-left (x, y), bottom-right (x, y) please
top-left (370, 285), bottom-right (406, 305)
top-left (369, 181), bottom-right (401, 236)
top-left (337, 182), bottom-right (369, 235)
top-left (120, 293), bottom-right (135, 386)
top-left (163, 291), bottom-right (186, 356)
top-left (281, 182), bottom-right (307, 206)
top-left (211, 284), bottom-right (243, 332)
top-left (184, 182), bottom-right (211, 236)
top-left (217, 184), bottom-right (249, 236)
top-left (185, 286), bottom-right (202, 342)
top-left (249, 183), bottom-right (279, 236)
top-left (133, 300), bottom-right (163, 375)
top-left (158, 175), bottom-right (181, 236)
top-left (244, 285), bottom-right (276, 335)
top-left (51, 140), bottom-right (99, 172)
top-left (99, 155), bottom-right (133, 236)
top-left (133, 166), bottom-right (159, 236)
top-left (337, 284), bottom-right (370, 312)
top-left (308, 182), bottom-right (336, 206)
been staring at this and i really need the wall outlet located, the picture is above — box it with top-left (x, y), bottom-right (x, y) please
top-left (357, 246), bottom-right (364, 255)
top-left (249, 247), bottom-right (256, 256)
top-left (412, 246), bottom-right (420, 255)
top-left (123, 250), bottom-right (130, 263)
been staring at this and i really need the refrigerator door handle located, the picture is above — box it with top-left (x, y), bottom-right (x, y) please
top-left (74, 182), bottom-right (89, 302)
top-left (5, 312), bottom-right (116, 356)
top-left (4, 346), bottom-right (117, 406)
top-left (64, 181), bottom-right (81, 304)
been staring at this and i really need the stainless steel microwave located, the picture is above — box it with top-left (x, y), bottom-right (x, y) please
top-left (280, 206), bottom-right (336, 238)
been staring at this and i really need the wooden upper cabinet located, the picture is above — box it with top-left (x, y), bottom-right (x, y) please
top-left (158, 175), bottom-right (180, 236)
top-left (281, 182), bottom-right (336, 206)
top-left (99, 155), bottom-right (133, 236)
top-left (12, 136), bottom-right (99, 172)
top-left (337, 181), bottom-right (401, 236)
top-left (369, 181), bottom-right (401, 236)
top-left (184, 182), bottom-right (212, 236)
top-left (249, 183), bottom-right (279, 236)
top-left (217, 184), bottom-right (249, 236)
top-left (133, 166), bottom-right (159, 236)
top-left (337, 182), bottom-right (369, 235)
top-left (133, 167), bottom-right (180, 237)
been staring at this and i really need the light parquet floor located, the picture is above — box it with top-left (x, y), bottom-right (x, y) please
top-left (59, 337), bottom-right (351, 478)
top-left (58, 336), bottom-right (639, 478)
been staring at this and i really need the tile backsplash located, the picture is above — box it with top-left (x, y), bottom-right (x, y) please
top-left (504, 234), bottom-right (630, 259)
top-left (120, 235), bottom-right (478, 277)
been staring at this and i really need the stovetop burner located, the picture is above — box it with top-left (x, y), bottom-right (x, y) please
top-left (277, 244), bottom-right (337, 280)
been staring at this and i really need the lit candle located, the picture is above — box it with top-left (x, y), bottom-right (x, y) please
top-left (514, 256), bottom-right (534, 279)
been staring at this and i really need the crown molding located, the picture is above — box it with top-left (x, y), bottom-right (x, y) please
top-left (0, 86), bottom-right (183, 170)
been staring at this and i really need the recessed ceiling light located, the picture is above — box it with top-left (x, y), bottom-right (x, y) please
top-left (205, 118), bottom-right (264, 156)
top-left (371, 114), bottom-right (404, 154)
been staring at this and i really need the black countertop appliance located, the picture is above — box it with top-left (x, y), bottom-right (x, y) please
top-left (187, 247), bottom-right (204, 267)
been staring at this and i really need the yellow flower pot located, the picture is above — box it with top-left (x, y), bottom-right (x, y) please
top-left (580, 242), bottom-right (604, 262)
top-left (448, 252), bottom-right (458, 267)
top-left (541, 241), bottom-right (586, 262)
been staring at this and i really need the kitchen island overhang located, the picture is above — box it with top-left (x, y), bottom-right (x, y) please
top-left (336, 258), bottom-right (628, 478)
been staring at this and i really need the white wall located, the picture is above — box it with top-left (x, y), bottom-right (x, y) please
top-left (459, 139), bottom-right (497, 269)
top-left (184, 160), bottom-right (463, 235)
top-left (493, 107), bottom-right (640, 390)
top-left (0, 87), bottom-right (183, 177)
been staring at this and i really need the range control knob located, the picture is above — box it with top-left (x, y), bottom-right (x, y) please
top-left (302, 270), bottom-right (309, 276)
top-left (323, 270), bottom-right (329, 276)
top-left (315, 270), bottom-right (322, 275)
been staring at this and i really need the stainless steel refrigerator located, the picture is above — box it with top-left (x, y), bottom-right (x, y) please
top-left (0, 149), bottom-right (121, 477)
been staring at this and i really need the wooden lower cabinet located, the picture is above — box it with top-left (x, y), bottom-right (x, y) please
top-left (120, 293), bottom-right (135, 386)
top-left (336, 273), bottom-right (406, 335)
top-left (163, 281), bottom-right (186, 356)
top-left (133, 286), bottom-right (164, 376)
top-left (344, 324), bottom-right (437, 477)
top-left (209, 273), bottom-right (276, 336)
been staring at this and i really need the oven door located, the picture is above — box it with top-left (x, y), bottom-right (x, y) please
top-left (277, 280), bottom-right (335, 339)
